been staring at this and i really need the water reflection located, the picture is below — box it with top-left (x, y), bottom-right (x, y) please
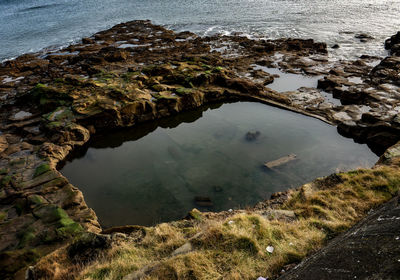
top-left (60, 102), bottom-right (378, 227)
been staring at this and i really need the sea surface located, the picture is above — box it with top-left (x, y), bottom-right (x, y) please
top-left (1, 0), bottom-right (400, 61)
top-left (60, 102), bottom-right (378, 227)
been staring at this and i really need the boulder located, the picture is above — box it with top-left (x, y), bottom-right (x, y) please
top-left (385, 31), bottom-right (400, 55)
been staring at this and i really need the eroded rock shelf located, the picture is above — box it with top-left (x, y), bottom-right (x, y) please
top-left (0, 21), bottom-right (400, 278)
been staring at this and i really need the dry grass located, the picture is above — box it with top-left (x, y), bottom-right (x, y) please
top-left (36, 164), bottom-right (400, 280)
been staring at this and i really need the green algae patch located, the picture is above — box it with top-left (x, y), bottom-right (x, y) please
top-left (29, 204), bottom-right (83, 242)
top-left (186, 208), bottom-right (202, 221)
top-left (94, 70), bottom-right (118, 82)
top-left (56, 221), bottom-right (83, 238)
top-left (44, 107), bottom-right (75, 122)
top-left (30, 83), bottom-right (73, 110)
top-left (213, 66), bottom-right (224, 73)
top-left (33, 205), bottom-right (68, 223)
top-left (17, 227), bottom-right (36, 248)
top-left (33, 163), bottom-right (51, 178)
top-left (175, 87), bottom-right (194, 95)
top-left (0, 175), bottom-right (13, 188)
top-left (152, 92), bottom-right (178, 101)
top-left (0, 168), bottom-right (8, 175)
top-left (28, 195), bottom-right (45, 206)
top-left (45, 121), bottom-right (64, 130)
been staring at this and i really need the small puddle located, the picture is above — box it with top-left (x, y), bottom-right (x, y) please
top-left (253, 65), bottom-right (321, 92)
top-left (253, 65), bottom-right (342, 105)
top-left (60, 102), bottom-right (377, 227)
top-left (320, 90), bottom-right (342, 106)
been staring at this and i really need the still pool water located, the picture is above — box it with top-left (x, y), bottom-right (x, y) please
top-left (60, 102), bottom-right (378, 227)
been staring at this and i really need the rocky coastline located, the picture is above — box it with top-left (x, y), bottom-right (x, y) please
top-left (0, 21), bottom-right (400, 279)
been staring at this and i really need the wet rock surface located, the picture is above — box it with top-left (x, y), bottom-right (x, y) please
top-left (385, 31), bottom-right (400, 56)
top-left (0, 20), bottom-right (400, 278)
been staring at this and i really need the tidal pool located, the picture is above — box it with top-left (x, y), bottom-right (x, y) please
top-left (60, 102), bottom-right (378, 227)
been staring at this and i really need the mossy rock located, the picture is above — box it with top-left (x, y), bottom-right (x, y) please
top-left (0, 249), bottom-right (41, 278)
top-left (33, 205), bottom-right (68, 223)
top-left (9, 158), bottom-right (26, 167)
top-left (0, 175), bottom-right (13, 188)
top-left (56, 220), bottom-right (83, 238)
top-left (54, 77), bottom-right (66, 84)
top-left (40, 97), bottom-right (70, 108)
top-left (17, 227), bottom-right (36, 248)
top-left (152, 83), bottom-right (171, 92)
top-left (213, 66), bottom-right (224, 73)
top-left (30, 83), bottom-right (72, 110)
top-left (33, 163), bottom-right (51, 178)
top-left (41, 177), bottom-right (68, 189)
top-left (27, 194), bottom-right (45, 206)
top-left (14, 199), bottom-right (27, 216)
top-left (0, 168), bottom-right (8, 175)
top-left (0, 211), bottom-right (7, 222)
top-left (94, 70), bottom-right (118, 82)
top-left (201, 63), bottom-right (212, 70)
top-left (121, 71), bottom-right (140, 82)
top-left (44, 107), bottom-right (75, 122)
top-left (175, 87), bottom-right (194, 95)
top-left (32, 205), bottom-right (83, 239)
top-left (185, 208), bottom-right (202, 221)
top-left (45, 121), bottom-right (64, 130)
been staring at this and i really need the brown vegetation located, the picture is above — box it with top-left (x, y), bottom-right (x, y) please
top-left (31, 161), bottom-right (400, 280)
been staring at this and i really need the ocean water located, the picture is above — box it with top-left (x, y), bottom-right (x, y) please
top-left (60, 102), bottom-right (378, 227)
top-left (1, 0), bottom-right (400, 61)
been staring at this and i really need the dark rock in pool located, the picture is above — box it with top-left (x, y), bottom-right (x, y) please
top-left (167, 146), bottom-right (181, 160)
top-left (213, 185), bottom-right (223, 192)
top-left (245, 130), bottom-right (261, 141)
top-left (194, 196), bottom-right (213, 207)
top-left (331, 44), bottom-right (340, 49)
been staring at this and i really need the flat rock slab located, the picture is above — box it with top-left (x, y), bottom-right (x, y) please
top-left (265, 154), bottom-right (297, 168)
top-left (278, 195), bottom-right (400, 280)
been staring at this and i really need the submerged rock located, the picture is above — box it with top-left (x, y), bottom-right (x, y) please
top-left (264, 154), bottom-right (297, 169)
top-left (245, 130), bottom-right (261, 141)
top-left (194, 196), bottom-right (213, 207)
